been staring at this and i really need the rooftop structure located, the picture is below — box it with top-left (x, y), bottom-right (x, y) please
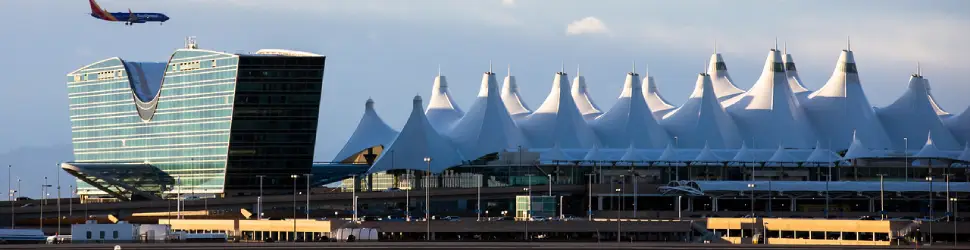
top-left (660, 73), bottom-right (742, 149)
top-left (333, 99), bottom-right (399, 162)
top-left (500, 65), bottom-right (532, 119)
top-left (425, 70), bottom-right (464, 133)
top-left (590, 69), bottom-right (669, 148)
top-left (447, 69), bottom-right (528, 159)
top-left (571, 66), bottom-right (604, 120)
top-left (641, 66), bottom-right (677, 120)
top-left (875, 70), bottom-right (960, 150)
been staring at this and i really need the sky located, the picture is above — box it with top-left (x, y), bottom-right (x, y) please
top-left (0, 0), bottom-right (968, 197)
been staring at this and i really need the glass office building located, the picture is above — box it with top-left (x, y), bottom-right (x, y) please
top-left (63, 44), bottom-right (326, 201)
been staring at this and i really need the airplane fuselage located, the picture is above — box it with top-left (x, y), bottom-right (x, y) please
top-left (91, 12), bottom-right (169, 24)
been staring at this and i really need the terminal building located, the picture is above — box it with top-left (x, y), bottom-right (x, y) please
top-left (62, 38), bottom-right (327, 202)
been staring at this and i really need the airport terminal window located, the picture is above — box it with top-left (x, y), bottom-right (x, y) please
top-left (843, 232), bottom-right (857, 240)
top-left (826, 232), bottom-right (840, 240)
top-left (766, 230), bottom-right (779, 238)
top-left (875, 233), bottom-right (888, 241)
top-left (858, 232), bottom-right (873, 241)
top-left (86, 231), bottom-right (92, 239)
top-left (780, 230), bottom-right (794, 239)
top-left (100, 231), bottom-right (105, 239)
top-left (810, 231), bottom-right (823, 239)
top-left (113, 231), bottom-right (118, 239)
top-left (795, 231), bottom-right (808, 239)
top-left (741, 229), bottom-right (752, 237)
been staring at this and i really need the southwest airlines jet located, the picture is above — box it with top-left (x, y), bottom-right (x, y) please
top-left (89, 0), bottom-right (169, 25)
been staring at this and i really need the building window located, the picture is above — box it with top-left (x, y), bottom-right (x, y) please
top-left (86, 231), bottom-right (92, 239)
top-left (100, 231), bottom-right (105, 239)
top-left (113, 231), bottom-right (119, 239)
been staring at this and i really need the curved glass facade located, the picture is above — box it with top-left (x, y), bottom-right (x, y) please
top-left (66, 49), bottom-right (325, 198)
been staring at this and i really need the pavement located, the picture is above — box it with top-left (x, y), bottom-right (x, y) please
top-left (8, 242), bottom-right (970, 250)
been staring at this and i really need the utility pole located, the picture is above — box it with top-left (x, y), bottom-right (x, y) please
top-left (585, 173), bottom-right (594, 221)
top-left (423, 157), bottom-right (432, 241)
top-left (876, 174), bottom-right (887, 220)
top-left (256, 175), bottom-right (265, 220)
top-left (57, 165), bottom-right (62, 236)
top-left (290, 174), bottom-right (298, 242)
top-left (304, 173), bottom-right (312, 220)
top-left (8, 165), bottom-right (13, 229)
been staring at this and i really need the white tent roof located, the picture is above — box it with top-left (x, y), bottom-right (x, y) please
top-left (656, 143), bottom-right (688, 164)
top-left (693, 142), bottom-right (722, 162)
top-left (708, 52), bottom-right (746, 102)
top-left (540, 143), bottom-right (572, 162)
top-left (914, 132), bottom-right (951, 159)
top-left (805, 141), bottom-right (842, 164)
top-left (448, 70), bottom-right (529, 159)
top-left (946, 106), bottom-right (970, 147)
top-left (519, 71), bottom-right (599, 149)
top-left (783, 49), bottom-right (811, 101)
top-left (590, 71), bottom-right (670, 148)
top-left (571, 67), bottom-right (604, 120)
top-left (957, 144), bottom-right (970, 162)
top-left (620, 144), bottom-right (648, 161)
top-left (333, 98), bottom-right (400, 162)
top-left (843, 131), bottom-right (875, 160)
top-left (661, 73), bottom-right (742, 149)
top-left (731, 142), bottom-right (757, 162)
top-left (641, 66), bottom-right (677, 120)
top-left (876, 73), bottom-right (960, 150)
top-left (803, 47), bottom-right (892, 150)
top-left (425, 73), bottom-right (464, 133)
top-left (583, 144), bottom-right (604, 161)
top-left (501, 66), bottom-right (532, 119)
top-left (725, 48), bottom-right (816, 149)
top-left (766, 145), bottom-right (798, 166)
top-left (924, 77), bottom-right (951, 118)
top-left (368, 95), bottom-right (464, 174)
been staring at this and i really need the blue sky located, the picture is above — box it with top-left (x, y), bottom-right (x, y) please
top-left (0, 0), bottom-right (968, 197)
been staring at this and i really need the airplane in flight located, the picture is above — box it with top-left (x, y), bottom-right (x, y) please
top-left (88, 0), bottom-right (169, 25)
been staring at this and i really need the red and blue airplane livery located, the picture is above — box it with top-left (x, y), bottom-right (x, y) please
top-left (89, 0), bottom-right (169, 25)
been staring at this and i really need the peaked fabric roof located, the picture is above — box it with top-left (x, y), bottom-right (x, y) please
top-left (620, 144), bottom-right (647, 161)
top-left (333, 99), bottom-right (400, 162)
top-left (805, 141), bottom-right (842, 164)
top-left (708, 53), bottom-right (746, 102)
top-left (766, 145), bottom-right (798, 166)
top-left (876, 74), bottom-right (960, 150)
top-left (843, 131), bottom-right (875, 160)
top-left (583, 144), bottom-right (604, 161)
top-left (924, 77), bottom-right (951, 118)
top-left (368, 95), bottom-right (464, 174)
top-left (425, 74), bottom-right (464, 133)
top-left (803, 48), bottom-right (892, 150)
top-left (501, 66), bottom-right (532, 119)
top-left (725, 49), bottom-right (816, 149)
top-left (641, 67), bottom-right (677, 120)
top-left (448, 71), bottom-right (529, 159)
top-left (571, 67), bottom-right (604, 120)
top-left (540, 143), bottom-right (572, 162)
top-left (519, 71), bottom-right (599, 149)
top-left (783, 51), bottom-right (811, 101)
top-left (693, 142), bottom-right (722, 162)
top-left (661, 73), bottom-right (742, 149)
top-left (590, 71), bottom-right (670, 148)
top-left (732, 142), bottom-right (757, 162)
top-left (656, 143), bottom-right (686, 163)
top-left (957, 143), bottom-right (970, 162)
top-left (914, 132), bottom-right (950, 159)
top-left (946, 106), bottom-right (970, 147)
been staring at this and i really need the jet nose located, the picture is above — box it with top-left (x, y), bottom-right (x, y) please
top-left (162, 15), bottom-right (170, 21)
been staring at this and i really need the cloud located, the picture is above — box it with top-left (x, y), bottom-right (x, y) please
top-left (501, 0), bottom-right (516, 7)
top-left (566, 16), bottom-right (609, 35)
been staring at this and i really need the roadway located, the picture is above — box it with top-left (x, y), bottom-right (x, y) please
top-left (8, 242), bottom-right (970, 250)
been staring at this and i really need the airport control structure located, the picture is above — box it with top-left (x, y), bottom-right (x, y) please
top-left (62, 39), bottom-right (970, 217)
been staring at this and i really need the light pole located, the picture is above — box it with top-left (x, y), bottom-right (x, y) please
top-left (904, 137), bottom-right (909, 182)
top-left (823, 173), bottom-right (830, 218)
top-left (943, 174), bottom-right (952, 221)
top-left (304, 173), bottom-right (312, 220)
top-left (547, 174), bottom-right (552, 196)
top-left (615, 186), bottom-right (622, 243)
top-left (476, 175), bottom-right (481, 222)
top-left (926, 175), bottom-right (934, 243)
top-left (256, 175), bottom-right (265, 220)
top-left (41, 180), bottom-right (51, 231)
top-left (950, 197), bottom-right (958, 245)
top-left (56, 166), bottom-right (61, 236)
top-left (405, 170), bottom-right (410, 221)
top-left (877, 174), bottom-right (887, 220)
top-left (585, 173), bottom-right (594, 221)
top-left (8, 164), bottom-right (13, 229)
top-left (525, 173), bottom-right (533, 241)
top-left (351, 175), bottom-right (357, 222)
top-left (290, 174), bottom-right (298, 242)
top-left (747, 183), bottom-right (756, 217)
top-left (423, 157), bottom-right (432, 241)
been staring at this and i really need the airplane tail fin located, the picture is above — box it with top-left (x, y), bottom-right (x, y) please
top-left (89, 0), bottom-right (104, 14)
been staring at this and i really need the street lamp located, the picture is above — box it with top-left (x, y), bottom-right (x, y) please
top-left (747, 183), bottom-right (756, 217)
top-left (585, 173), bottom-right (595, 221)
top-left (904, 137), bottom-right (909, 182)
top-left (615, 187), bottom-right (622, 243)
top-left (943, 174), bottom-right (952, 221)
top-left (303, 173), bottom-right (312, 220)
top-left (256, 175), bottom-right (265, 220)
top-left (290, 174), bottom-right (298, 242)
top-left (876, 174), bottom-right (887, 220)
top-left (476, 175), bottom-right (482, 222)
top-left (423, 157), bottom-right (432, 241)
top-left (926, 175), bottom-right (934, 244)
top-left (405, 170), bottom-right (410, 221)
top-left (950, 197), bottom-right (958, 245)
top-left (41, 177), bottom-right (51, 231)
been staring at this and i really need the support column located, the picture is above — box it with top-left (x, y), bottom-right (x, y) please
top-left (688, 197), bottom-right (694, 212)
top-left (712, 197), bottom-right (718, 212)
top-left (869, 198), bottom-right (875, 213)
top-left (790, 198), bottom-right (796, 212)
top-left (597, 196), bottom-right (604, 211)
